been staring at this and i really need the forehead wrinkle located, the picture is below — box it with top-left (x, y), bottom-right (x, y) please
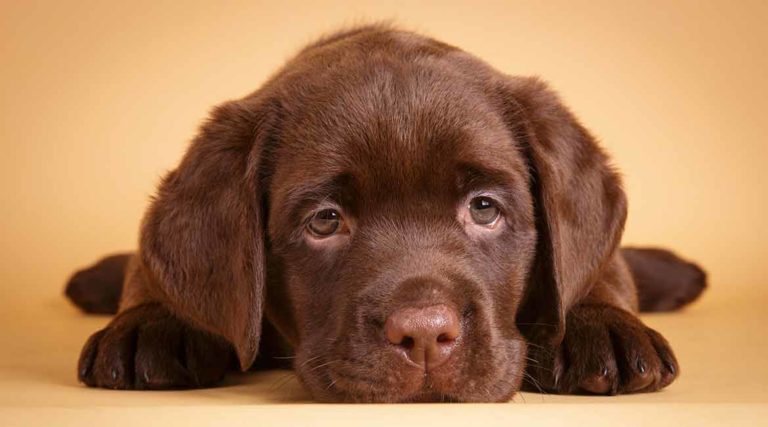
top-left (340, 102), bottom-right (493, 200)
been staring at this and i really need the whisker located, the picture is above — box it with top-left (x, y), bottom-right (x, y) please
top-left (523, 371), bottom-right (547, 396)
top-left (303, 359), bottom-right (340, 374)
top-left (296, 355), bottom-right (322, 370)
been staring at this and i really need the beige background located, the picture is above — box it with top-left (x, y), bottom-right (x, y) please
top-left (1, 0), bottom-right (767, 425)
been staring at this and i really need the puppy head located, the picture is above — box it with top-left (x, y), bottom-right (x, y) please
top-left (138, 29), bottom-right (626, 402)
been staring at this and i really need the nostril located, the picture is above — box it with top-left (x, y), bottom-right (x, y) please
top-left (436, 333), bottom-right (453, 344)
top-left (400, 336), bottom-right (415, 349)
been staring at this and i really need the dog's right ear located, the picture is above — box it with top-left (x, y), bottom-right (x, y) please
top-left (138, 94), bottom-right (279, 370)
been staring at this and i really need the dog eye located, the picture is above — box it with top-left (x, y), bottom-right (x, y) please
top-left (308, 209), bottom-right (342, 236)
top-left (468, 197), bottom-right (500, 225)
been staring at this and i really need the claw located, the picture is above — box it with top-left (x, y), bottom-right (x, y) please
top-left (664, 361), bottom-right (676, 375)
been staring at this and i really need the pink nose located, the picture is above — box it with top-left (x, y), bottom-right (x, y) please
top-left (384, 304), bottom-right (461, 370)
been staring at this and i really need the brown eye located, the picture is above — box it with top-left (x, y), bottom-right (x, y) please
top-left (308, 209), bottom-right (342, 236)
top-left (469, 196), bottom-right (500, 225)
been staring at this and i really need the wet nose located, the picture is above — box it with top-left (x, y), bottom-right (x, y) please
top-left (385, 304), bottom-right (461, 370)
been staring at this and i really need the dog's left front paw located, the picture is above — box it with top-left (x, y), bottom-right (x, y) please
top-left (526, 304), bottom-right (678, 395)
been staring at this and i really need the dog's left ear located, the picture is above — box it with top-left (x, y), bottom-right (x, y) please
top-left (494, 76), bottom-right (628, 346)
top-left (139, 94), bottom-right (278, 370)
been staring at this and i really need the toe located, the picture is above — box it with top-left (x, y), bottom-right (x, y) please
top-left (183, 327), bottom-right (234, 386)
top-left (90, 326), bottom-right (137, 389)
top-left (563, 306), bottom-right (619, 395)
top-left (621, 356), bottom-right (657, 392)
top-left (78, 329), bottom-right (106, 386)
top-left (134, 318), bottom-right (194, 390)
top-left (646, 328), bottom-right (679, 389)
top-left (579, 366), bottom-right (615, 394)
top-left (608, 321), bottom-right (662, 393)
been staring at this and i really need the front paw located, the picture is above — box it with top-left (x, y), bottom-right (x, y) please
top-left (78, 303), bottom-right (235, 389)
top-left (526, 304), bottom-right (678, 395)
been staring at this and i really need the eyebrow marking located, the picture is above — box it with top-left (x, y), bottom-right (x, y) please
top-left (283, 172), bottom-right (357, 218)
top-left (457, 163), bottom-right (519, 194)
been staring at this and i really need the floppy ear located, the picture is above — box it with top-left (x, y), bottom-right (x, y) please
top-left (498, 77), bottom-right (628, 346)
top-left (138, 95), bottom-right (277, 370)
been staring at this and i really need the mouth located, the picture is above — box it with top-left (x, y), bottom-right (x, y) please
top-left (397, 383), bottom-right (462, 403)
top-left (303, 346), bottom-right (524, 403)
top-left (398, 391), bottom-right (461, 403)
top-left (318, 359), bottom-right (472, 403)
top-left (324, 379), bottom-right (463, 403)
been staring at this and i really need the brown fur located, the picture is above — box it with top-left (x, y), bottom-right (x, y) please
top-left (70, 25), bottom-right (706, 402)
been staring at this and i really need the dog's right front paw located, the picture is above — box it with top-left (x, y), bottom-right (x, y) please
top-left (78, 303), bottom-right (235, 389)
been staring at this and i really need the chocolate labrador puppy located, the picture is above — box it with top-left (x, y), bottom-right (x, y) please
top-left (66, 25), bottom-right (706, 402)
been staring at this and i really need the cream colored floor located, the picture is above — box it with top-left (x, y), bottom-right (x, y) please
top-left (1, 283), bottom-right (766, 426)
